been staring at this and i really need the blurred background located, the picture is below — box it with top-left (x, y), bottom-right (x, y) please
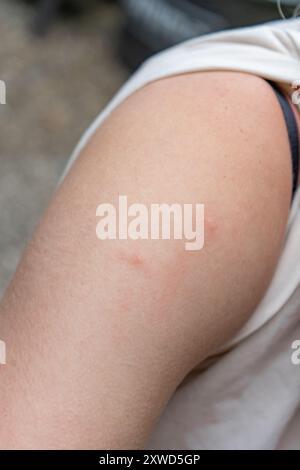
top-left (0, 0), bottom-right (298, 295)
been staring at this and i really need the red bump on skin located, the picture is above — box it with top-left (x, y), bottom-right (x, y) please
top-left (115, 250), bottom-right (149, 275)
top-left (128, 254), bottom-right (144, 268)
top-left (119, 299), bottom-right (130, 314)
top-left (205, 213), bottom-right (218, 241)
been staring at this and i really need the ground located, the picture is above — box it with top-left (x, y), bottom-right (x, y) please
top-left (0, 0), bottom-right (128, 295)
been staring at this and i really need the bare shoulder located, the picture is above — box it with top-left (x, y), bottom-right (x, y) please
top-left (92, 70), bottom-right (292, 215)
top-left (79, 69), bottom-right (292, 357)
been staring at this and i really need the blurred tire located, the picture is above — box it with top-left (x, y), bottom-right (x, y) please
top-left (119, 0), bottom-right (298, 69)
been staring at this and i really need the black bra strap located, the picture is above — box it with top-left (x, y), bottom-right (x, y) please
top-left (269, 82), bottom-right (299, 200)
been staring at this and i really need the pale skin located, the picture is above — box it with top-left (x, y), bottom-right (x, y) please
top-left (0, 71), bottom-right (299, 449)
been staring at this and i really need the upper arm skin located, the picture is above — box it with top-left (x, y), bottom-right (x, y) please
top-left (0, 71), bottom-right (292, 449)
